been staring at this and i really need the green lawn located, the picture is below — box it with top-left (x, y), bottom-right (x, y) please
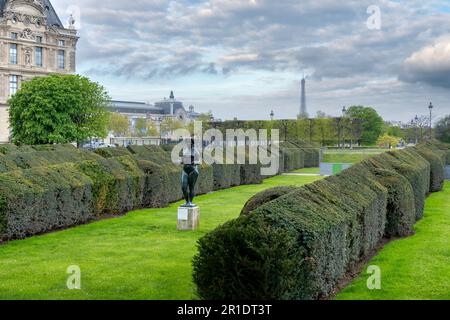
top-left (322, 149), bottom-right (388, 164)
top-left (0, 174), bottom-right (321, 300)
top-left (292, 167), bottom-right (320, 174)
top-left (336, 181), bottom-right (450, 300)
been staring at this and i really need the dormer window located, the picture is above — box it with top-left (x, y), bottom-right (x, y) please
top-left (10, 33), bottom-right (18, 40)
top-left (36, 36), bottom-right (43, 43)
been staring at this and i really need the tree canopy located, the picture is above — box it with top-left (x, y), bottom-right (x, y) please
top-left (9, 74), bottom-right (110, 145)
top-left (346, 106), bottom-right (384, 145)
top-left (108, 112), bottom-right (130, 137)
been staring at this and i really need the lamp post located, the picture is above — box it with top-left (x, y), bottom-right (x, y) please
top-left (414, 115), bottom-right (419, 144)
top-left (341, 106), bottom-right (347, 148)
top-left (428, 102), bottom-right (433, 138)
top-left (270, 110), bottom-right (274, 121)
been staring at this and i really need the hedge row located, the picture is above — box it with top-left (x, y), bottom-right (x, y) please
top-left (0, 140), bottom-right (318, 241)
top-left (192, 141), bottom-right (449, 300)
top-left (0, 155), bottom-right (147, 240)
top-left (0, 144), bottom-right (101, 172)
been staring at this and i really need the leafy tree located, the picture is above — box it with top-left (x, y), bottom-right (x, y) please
top-left (134, 118), bottom-right (148, 137)
top-left (108, 112), bottom-right (130, 137)
top-left (314, 111), bottom-right (334, 146)
top-left (133, 118), bottom-right (160, 137)
top-left (435, 115), bottom-right (450, 143)
top-left (160, 117), bottom-right (184, 138)
top-left (387, 125), bottom-right (405, 139)
top-left (346, 106), bottom-right (384, 145)
top-left (377, 134), bottom-right (400, 149)
top-left (9, 74), bottom-right (110, 145)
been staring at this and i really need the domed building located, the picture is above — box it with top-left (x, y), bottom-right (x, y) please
top-left (109, 91), bottom-right (202, 135)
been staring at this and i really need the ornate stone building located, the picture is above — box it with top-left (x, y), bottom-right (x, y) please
top-left (0, 0), bottom-right (78, 142)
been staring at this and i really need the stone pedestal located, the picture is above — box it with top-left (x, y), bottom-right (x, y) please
top-left (177, 206), bottom-right (200, 231)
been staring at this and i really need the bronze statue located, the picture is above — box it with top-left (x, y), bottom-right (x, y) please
top-left (181, 137), bottom-right (200, 207)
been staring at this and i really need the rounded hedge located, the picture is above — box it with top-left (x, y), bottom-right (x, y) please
top-left (240, 186), bottom-right (298, 215)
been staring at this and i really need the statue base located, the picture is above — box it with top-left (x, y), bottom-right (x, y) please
top-left (177, 206), bottom-right (200, 231)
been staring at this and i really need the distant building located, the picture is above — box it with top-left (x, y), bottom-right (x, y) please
top-left (0, 0), bottom-right (79, 143)
top-left (109, 91), bottom-right (203, 136)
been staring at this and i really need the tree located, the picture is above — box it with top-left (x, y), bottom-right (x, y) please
top-left (346, 106), bottom-right (384, 145)
top-left (133, 118), bottom-right (160, 137)
top-left (377, 134), bottom-right (400, 149)
top-left (9, 74), bottom-right (110, 145)
top-left (108, 112), bottom-right (130, 137)
top-left (160, 117), bottom-right (184, 138)
top-left (386, 125), bottom-right (405, 139)
top-left (435, 115), bottom-right (450, 143)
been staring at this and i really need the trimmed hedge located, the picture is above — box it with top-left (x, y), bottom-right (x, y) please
top-left (75, 156), bottom-right (145, 216)
top-left (0, 144), bottom-right (102, 172)
top-left (0, 139), bottom-right (319, 241)
top-left (0, 164), bottom-right (94, 240)
top-left (212, 164), bottom-right (241, 190)
top-left (240, 186), bottom-right (298, 215)
top-left (94, 147), bottom-right (132, 158)
top-left (193, 142), bottom-right (447, 300)
top-left (362, 151), bottom-right (429, 220)
top-left (366, 168), bottom-right (416, 237)
top-left (280, 148), bottom-right (305, 173)
top-left (413, 145), bottom-right (444, 192)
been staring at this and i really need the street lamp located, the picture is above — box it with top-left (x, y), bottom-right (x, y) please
top-left (428, 102), bottom-right (433, 138)
top-left (340, 106), bottom-right (347, 148)
top-left (270, 110), bottom-right (274, 121)
top-left (413, 115), bottom-right (419, 144)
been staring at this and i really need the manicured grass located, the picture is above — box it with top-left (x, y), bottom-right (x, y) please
top-left (292, 167), bottom-right (320, 174)
top-left (0, 174), bottom-right (321, 300)
top-left (322, 150), bottom-right (386, 164)
top-left (336, 181), bottom-right (450, 300)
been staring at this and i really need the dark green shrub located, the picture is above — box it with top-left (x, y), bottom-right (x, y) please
top-left (240, 163), bottom-right (262, 185)
top-left (362, 152), bottom-right (428, 220)
top-left (193, 164), bottom-right (387, 300)
top-left (136, 160), bottom-right (170, 208)
top-left (0, 164), bottom-right (94, 240)
top-left (212, 164), bottom-right (241, 190)
top-left (75, 156), bottom-right (144, 215)
top-left (0, 144), bottom-right (18, 154)
top-left (193, 143), bottom-right (449, 300)
top-left (280, 148), bottom-right (305, 173)
top-left (366, 168), bottom-right (416, 237)
top-left (413, 145), bottom-right (444, 192)
top-left (0, 144), bottom-right (102, 172)
top-left (240, 186), bottom-right (298, 215)
top-left (95, 147), bottom-right (131, 158)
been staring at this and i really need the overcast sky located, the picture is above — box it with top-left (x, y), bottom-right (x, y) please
top-left (52, 0), bottom-right (450, 122)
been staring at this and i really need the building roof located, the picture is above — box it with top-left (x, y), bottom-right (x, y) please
top-left (109, 100), bottom-right (163, 113)
top-left (0, 0), bottom-right (64, 28)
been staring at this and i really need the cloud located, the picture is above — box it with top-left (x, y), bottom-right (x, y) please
top-left (400, 37), bottom-right (450, 88)
top-left (49, 0), bottom-right (450, 121)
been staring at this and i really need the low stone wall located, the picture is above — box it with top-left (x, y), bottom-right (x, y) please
top-left (320, 162), bottom-right (353, 176)
top-left (445, 166), bottom-right (450, 180)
